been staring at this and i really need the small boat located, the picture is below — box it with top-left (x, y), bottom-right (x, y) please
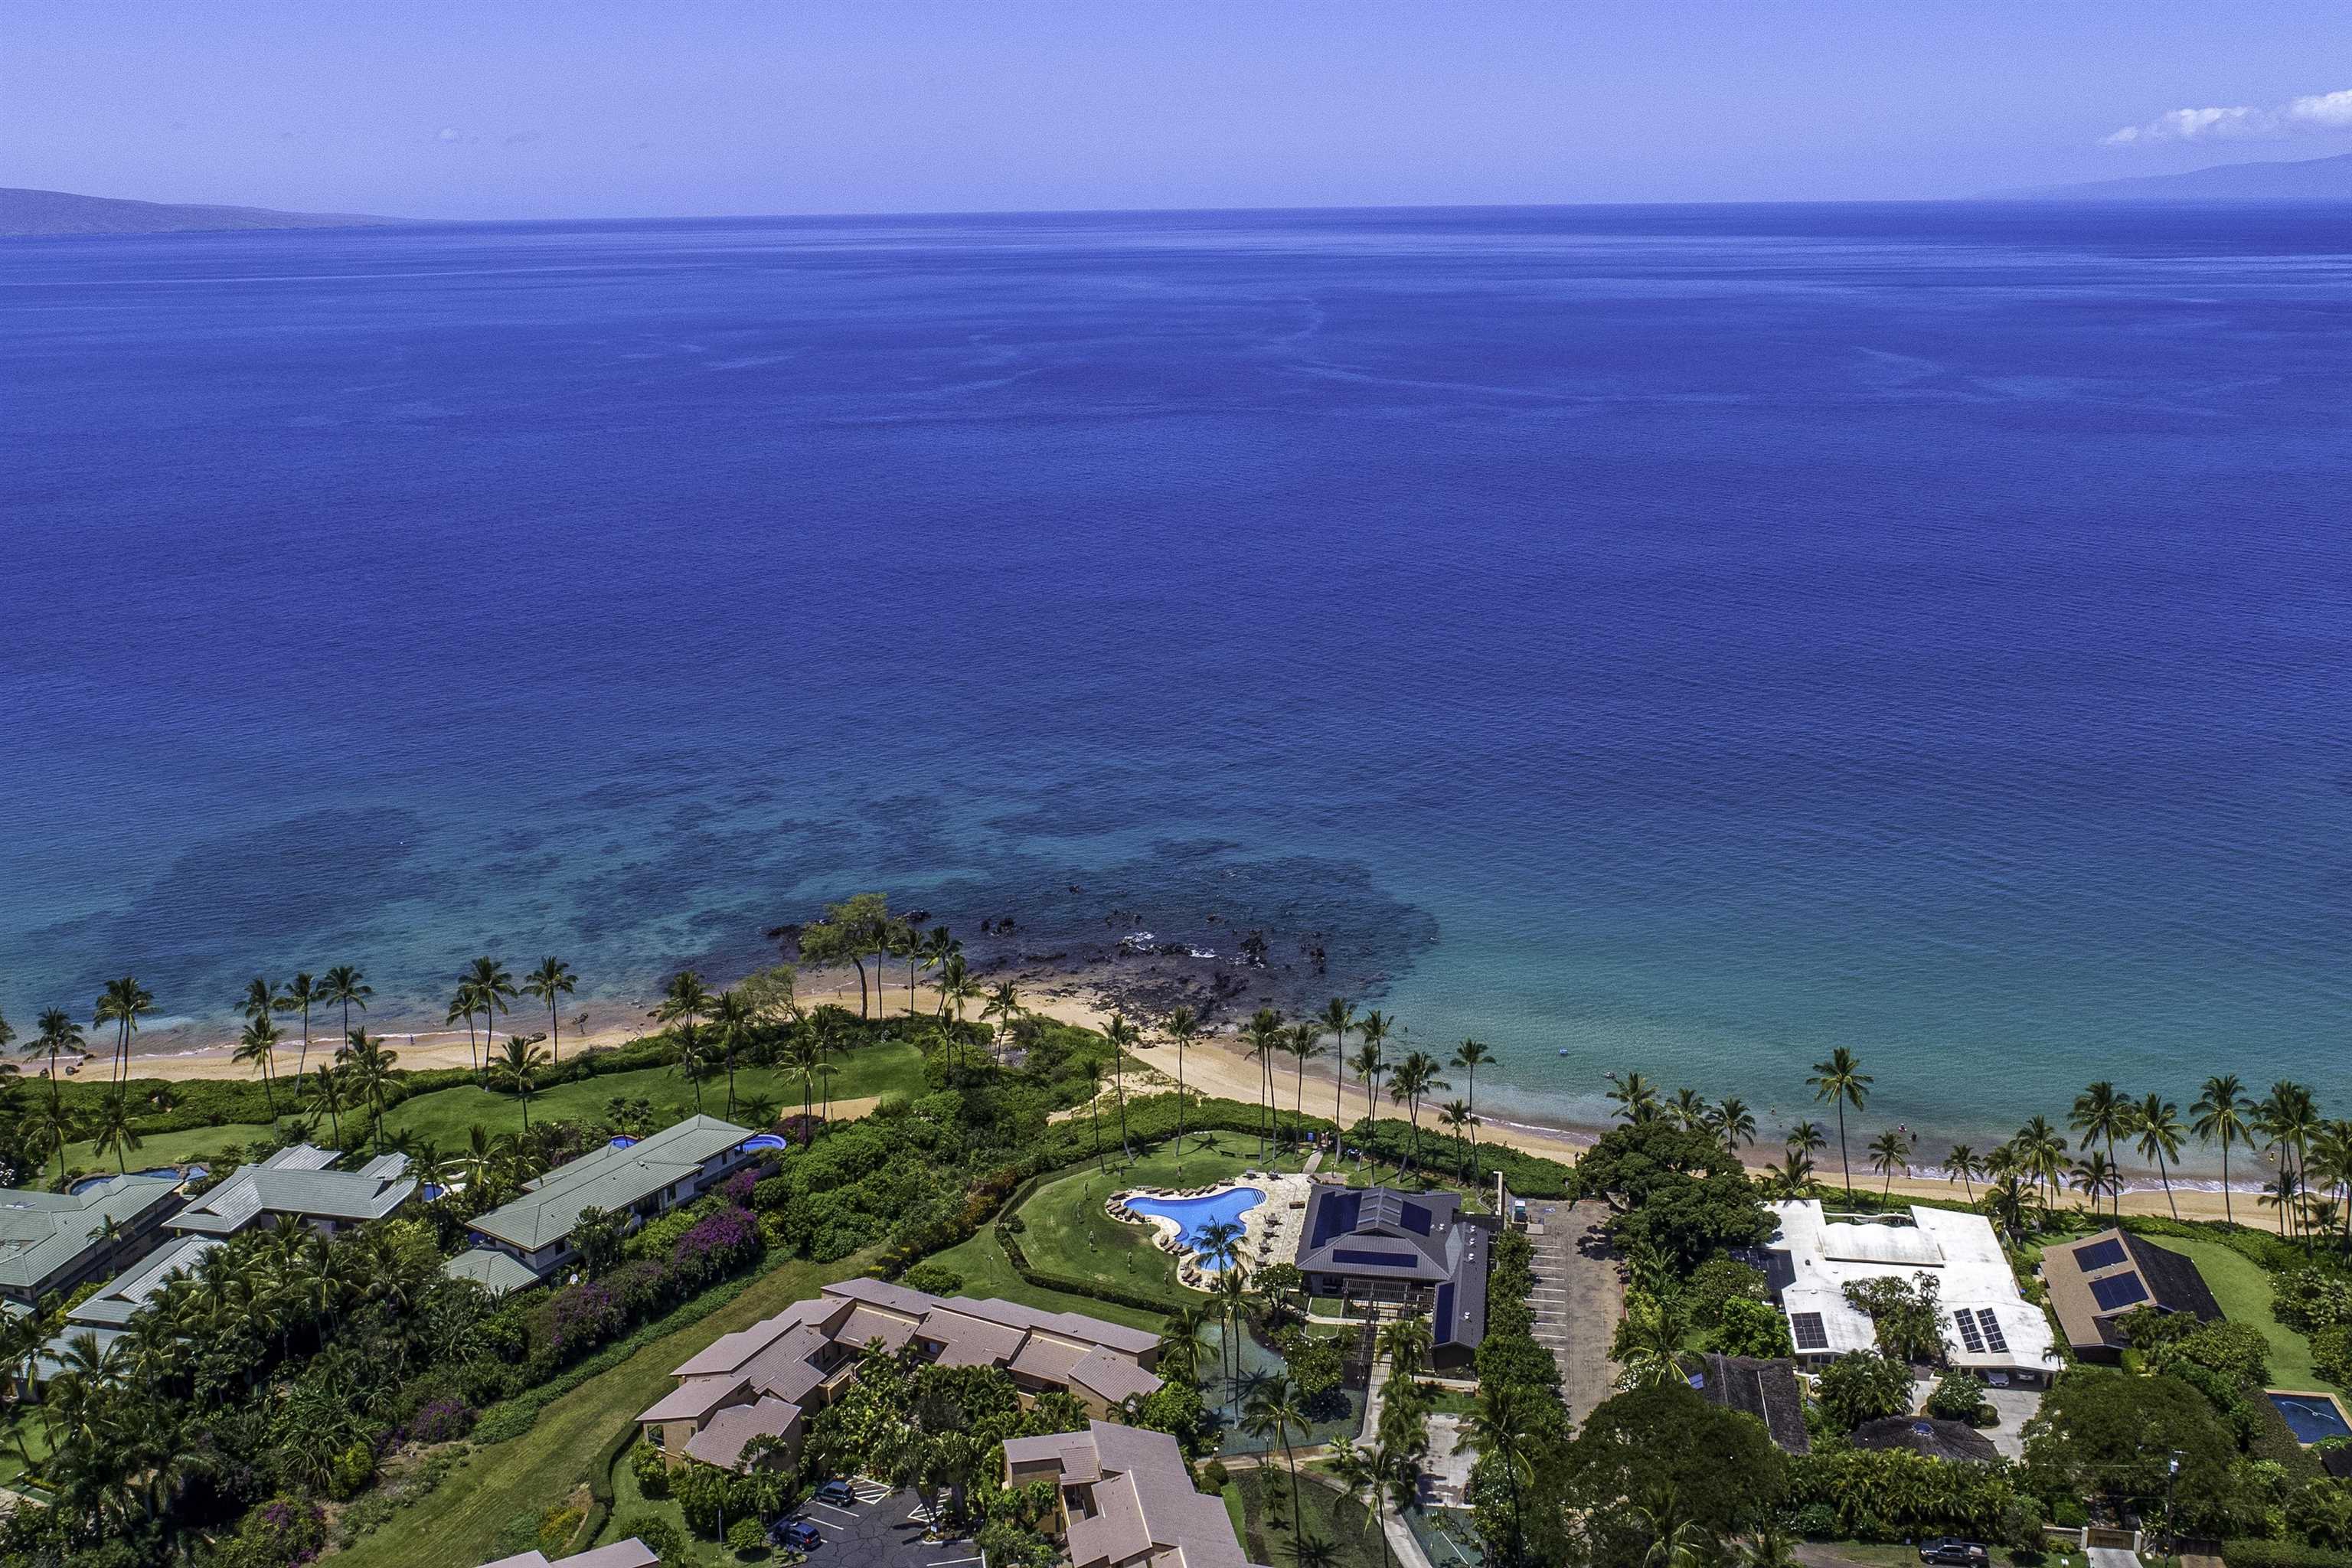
top-left (1557, 1048), bottom-right (1570, 1057)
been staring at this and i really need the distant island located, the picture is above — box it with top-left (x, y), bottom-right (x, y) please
top-left (0, 185), bottom-right (413, 237)
top-left (2000, 149), bottom-right (2352, 201)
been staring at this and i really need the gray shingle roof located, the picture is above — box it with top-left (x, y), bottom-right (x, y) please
top-left (442, 1247), bottom-right (543, 1295)
top-left (467, 1116), bottom-right (753, 1252)
top-left (0, 1174), bottom-right (181, 1295)
top-left (66, 1235), bottom-right (221, 1328)
top-left (168, 1145), bottom-right (414, 1236)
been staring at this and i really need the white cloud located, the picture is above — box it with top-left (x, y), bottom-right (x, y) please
top-left (2107, 87), bottom-right (2352, 145)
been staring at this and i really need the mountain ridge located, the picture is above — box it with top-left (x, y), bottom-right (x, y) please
top-left (0, 186), bottom-right (414, 237)
top-left (1996, 150), bottom-right (2352, 201)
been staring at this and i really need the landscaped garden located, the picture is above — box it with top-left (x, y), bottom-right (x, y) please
top-left (1221, 1467), bottom-right (1388, 1568)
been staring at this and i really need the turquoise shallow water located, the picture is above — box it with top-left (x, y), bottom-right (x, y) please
top-left (5, 204), bottom-right (2349, 1165)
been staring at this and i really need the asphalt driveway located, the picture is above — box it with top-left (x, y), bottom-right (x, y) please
top-left (792, 1484), bottom-right (983, 1568)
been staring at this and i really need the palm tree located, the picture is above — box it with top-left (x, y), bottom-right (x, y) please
top-left (1605, 1070), bottom-right (1661, 1124)
top-left (232, 1015), bottom-right (283, 1115)
top-left (1867, 1129), bottom-right (1913, 1195)
top-left (1167, 1005), bottom-right (1199, 1181)
top-left (446, 979), bottom-right (484, 1076)
top-left (1713, 1096), bottom-right (1758, 1155)
top-left (338, 1028), bottom-right (398, 1148)
top-left (707, 989), bottom-right (753, 1118)
top-left (2193, 1074), bottom-right (2252, 1227)
top-left (1945, 1143), bottom-right (1984, 1201)
top-left (1786, 1120), bottom-right (1828, 1159)
top-left (1157, 1305), bottom-right (1214, 1384)
top-left (2069, 1152), bottom-right (2122, 1218)
top-left (31, 1007), bottom-right (84, 1110)
top-left (31, 1093), bottom-right (79, 1187)
top-left (652, 967), bottom-right (714, 1081)
top-left (1324, 998), bottom-right (1358, 1135)
top-left (2014, 1116), bottom-right (2067, 1200)
top-left (980, 981), bottom-right (1021, 1062)
top-left (918, 926), bottom-right (956, 1017)
top-left (1351, 1021), bottom-right (1390, 1167)
top-left (306, 1064), bottom-right (347, 1145)
top-left (262, 980), bottom-right (314, 1091)
top-left (2258, 1082), bottom-right (2320, 1243)
top-left (2070, 1081), bottom-right (2129, 1174)
top-left (1286, 1021), bottom-right (1325, 1148)
top-left (1635, 1491), bottom-right (1713, 1568)
top-left (93, 1093), bottom-right (142, 1174)
top-left (1805, 1048), bottom-right (1871, 1203)
top-left (1244, 1372), bottom-right (1313, 1505)
top-left (464, 957), bottom-right (518, 1083)
top-left (1454, 1378), bottom-right (1537, 1563)
top-left (1104, 1014), bottom-right (1138, 1158)
top-left (1439, 1099), bottom-right (1478, 1183)
top-left (94, 975), bottom-right (155, 1087)
top-left (1612, 1291), bottom-right (1691, 1390)
top-left (1763, 1149), bottom-right (1815, 1200)
top-left (1669, 1087), bottom-right (1710, 1133)
top-left (1241, 1008), bottom-right (1285, 1159)
top-left (1327, 1437), bottom-right (1397, 1568)
top-left (673, 1027), bottom-right (712, 1114)
top-left (1389, 1051), bottom-right (1448, 1179)
top-left (318, 965), bottom-right (372, 1048)
top-left (240, 975), bottom-right (282, 1033)
top-left (489, 1034), bottom-right (553, 1129)
top-left (2129, 1093), bottom-right (2187, 1221)
top-left (521, 957), bottom-right (577, 1065)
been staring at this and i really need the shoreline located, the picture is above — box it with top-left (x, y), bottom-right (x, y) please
top-left (100, 964), bottom-right (2287, 1230)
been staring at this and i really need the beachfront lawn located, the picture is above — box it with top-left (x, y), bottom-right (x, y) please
top-left (59, 1118), bottom-right (289, 1181)
top-left (2145, 1234), bottom-right (2321, 1387)
top-left (378, 1039), bottom-right (929, 1147)
top-left (1000, 1131), bottom-right (1312, 1315)
top-left (330, 1250), bottom-right (873, 1568)
top-left (1223, 1468), bottom-right (1386, 1568)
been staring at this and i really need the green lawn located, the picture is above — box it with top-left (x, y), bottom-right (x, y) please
top-left (920, 1220), bottom-right (1168, 1334)
top-left (329, 1251), bottom-right (873, 1568)
top-left (60, 1119), bottom-right (288, 1181)
top-left (2146, 1235), bottom-right (2321, 1387)
top-left (376, 1039), bottom-right (929, 1148)
top-left (1223, 1468), bottom-right (1385, 1568)
top-left (993, 1132), bottom-right (1310, 1315)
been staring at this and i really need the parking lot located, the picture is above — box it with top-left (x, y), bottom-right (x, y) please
top-left (789, 1482), bottom-right (986, 1568)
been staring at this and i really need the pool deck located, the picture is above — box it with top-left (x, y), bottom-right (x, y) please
top-left (1109, 1173), bottom-right (1314, 1290)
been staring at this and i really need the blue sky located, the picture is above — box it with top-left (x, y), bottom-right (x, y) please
top-left (8, 2), bottom-right (2349, 217)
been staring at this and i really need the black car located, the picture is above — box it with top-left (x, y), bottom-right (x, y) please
top-left (814, 1480), bottom-right (858, 1508)
top-left (773, 1520), bottom-right (823, 1551)
top-left (1919, 1540), bottom-right (1988, 1566)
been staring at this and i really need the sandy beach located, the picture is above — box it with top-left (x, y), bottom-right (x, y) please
top-left (104, 965), bottom-right (2282, 1231)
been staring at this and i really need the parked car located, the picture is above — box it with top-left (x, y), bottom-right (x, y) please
top-left (773, 1520), bottom-right (823, 1551)
top-left (1919, 1540), bottom-right (1988, 1566)
top-left (814, 1480), bottom-right (858, 1508)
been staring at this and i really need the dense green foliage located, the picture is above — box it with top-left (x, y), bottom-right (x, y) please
top-left (1567, 1119), bottom-right (1772, 1269)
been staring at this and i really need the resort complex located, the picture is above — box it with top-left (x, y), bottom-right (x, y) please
top-left (5, 926), bottom-right (2351, 1568)
top-left (1004, 1421), bottom-right (1271, 1568)
top-left (638, 1277), bottom-right (1164, 1469)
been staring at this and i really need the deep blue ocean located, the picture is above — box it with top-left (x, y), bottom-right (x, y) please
top-left (6, 203), bottom-right (2348, 1159)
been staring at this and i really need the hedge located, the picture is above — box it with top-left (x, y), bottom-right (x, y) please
top-left (571, 1413), bottom-right (642, 1554)
top-left (2223, 1541), bottom-right (2352, 1568)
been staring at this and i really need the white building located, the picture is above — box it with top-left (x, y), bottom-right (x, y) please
top-left (1764, 1200), bottom-right (2059, 1387)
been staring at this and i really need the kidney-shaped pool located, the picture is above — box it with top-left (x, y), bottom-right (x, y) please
top-left (1123, 1186), bottom-right (1266, 1269)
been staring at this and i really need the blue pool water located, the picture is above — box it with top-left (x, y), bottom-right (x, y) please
top-left (2269, 1393), bottom-right (2351, 1445)
top-left (8, 205), bottom-right (2352, 1158)
top-left (739, 1133), bottom-right (787, 1152)
top-left (1125, 1187), bottom-right (1266, 1266)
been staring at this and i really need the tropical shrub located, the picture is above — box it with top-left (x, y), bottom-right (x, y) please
top-left (403, 1395), bottom-right (477, 1445)
top-left (618, 1514), bottom-right (688, 1565)
top-left (2316, 1326), bottom-right (2352, 1388)
top-left (631, 1439), bottom-right (672, 1498)
top-left (1926, 1370), bottom-right (1989, 1423)
top-left (1568, 1119), bottom-right (1772, 1269)
top-left (211, 1498), bottom-right (328, 1568)
top-left (1685, 1258), bottom-right (1769, 1328)
top-left (2276, 1271), bottom-right (2352, 1334)
top-left (1710, 1296), bottom-right (1795, 1358)
top-left (1787, 1448), bottom-right (2021, 1539)
top-left (1814, 1351), bottom-right (1914, 1432)
top-left (900, 1260), bottom-right (964, 1295)
top-left (2024, 1368), bottom-right (2238, 1532)
top-left (1843, 1274), bottom-right (1945, 1366)
top-left (728, 1517), bottom-right (767, 1553)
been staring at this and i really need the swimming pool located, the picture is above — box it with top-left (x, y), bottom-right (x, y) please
top-left (1123, 1187), bottom-right (1266, 1269)
top-left (2269, 1391), bottom-right (2352, 1445)
top-left (740, 1133), bottom-right (787, 1152)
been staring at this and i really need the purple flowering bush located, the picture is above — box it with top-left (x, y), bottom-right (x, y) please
top-left (403, 1396), bottom-right (476, 1445)
top-left (530, 1206), bottom-right (763, 1370)
top-left (221, 1496), bottom-right (326, 1568)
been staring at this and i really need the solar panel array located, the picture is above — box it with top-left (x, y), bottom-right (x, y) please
top-left (1955, 1308), bottom-right (1986, 1354)
top-left (2073, 1237), bottom-right (2128, 1273)
top-left (1791, 1312), bottom-right (1828, 1351)
top-left (2090, 1273), bottom-right (2150, 1312)
top-left (1976, 1308), bottom-right (2009, 1353)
